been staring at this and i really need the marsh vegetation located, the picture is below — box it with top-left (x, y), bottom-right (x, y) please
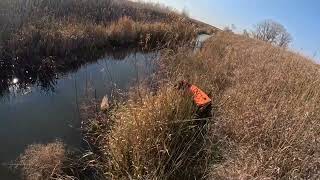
top-left (4, 0), bottom-right (319, 180)
top-left (0, 0), bottom-right (202, 96)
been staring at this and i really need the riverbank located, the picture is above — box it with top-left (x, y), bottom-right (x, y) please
top-left (89, 31), bottom-right (320, 179)
top-left (1, 50), bottom-right (158, 179)
top-left (18, 31), bottom-right (320, 179)
top-left (1, 0), bottom-right (212, 97)
top-left (2, 17), bottom-right (196, 59)
top-left (0, 0), bottom-right (210, 60)
top-left (6, 0), bottom-right (319, 179)
top-left (89, 32), bottom-right (320, 179)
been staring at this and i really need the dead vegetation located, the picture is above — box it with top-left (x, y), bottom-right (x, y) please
top-left (251, 20), bottom-right (292, 47)
top-left (201, 32), bottom-right (320, 179)
top-left (14, 30), bottom-right (320, 180)
top-left (0, 0), bottom-right (199, 60)
top-left (83, 31), bottom-right (320, 179)
top-left (17, 141), bottom-right (67, 180)
top-left (15, 31), bottom-right (320, 179)
top-left (16, 140), bottom-right (107, 180)
top-left (10, 1), bottom-right (320, 179)
top-left (81, 81), bottom-right (213, 179)
top-left (159, 31), bottom-right (320, 179)
top-left (5, 16), bottom-right (196, 59)
top-left (0, 0), bottom-right (200, 96)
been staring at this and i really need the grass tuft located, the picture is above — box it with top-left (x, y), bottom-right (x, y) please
top-left (82, 84), bottom-right (216, 179)
top-left (17, 141), bottom-right (66, 180)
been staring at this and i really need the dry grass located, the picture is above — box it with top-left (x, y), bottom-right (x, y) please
top-left (202, 33), bottom-right (320, 179)
top-left (11, 1), bottom-right (319, 179)
top-left (93, 31), bottom-right (319, 179)
top-left (5, 22), bottom-right (107, 58)
top-left (0, 0), bottom-right (201, 62)
top-left (107, 16), bottom-right (196, 48)
top-left (0, 0), bottom-right (176, 45)
top-left (16, 140), bottom-right (106, 180)
top-left (3, 16), bottom-right (196, 62)
top-left (82, 84), bottom-right (216, 179)
top-left (17, 141), bottom-right (67, 180)
top-left (16, 30), bottom-right (320, 179)
top-left (0, 0), bottom-right (179, 29)
top-left (164, 32), bottom-right (320, 179)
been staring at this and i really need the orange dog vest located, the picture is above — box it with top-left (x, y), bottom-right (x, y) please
top-left (188, 85), bottom-right (212, 107)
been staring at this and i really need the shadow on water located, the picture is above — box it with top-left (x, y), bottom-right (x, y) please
top-left (0, 32), bottom-right (211, 97)
top-left (0, 48), bottom-right (144, 98)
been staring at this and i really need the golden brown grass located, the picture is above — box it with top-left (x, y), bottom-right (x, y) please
top-left (82, 83), bottom-right (216, 179)
top-left (1, 0), bottom-right (202, 61)
top-left (17, 141), bottom-right (67, 180)
top-left (202, 33), bottom-right (320, 179)
top-left (16, 31), bottom-right (320, 179)
top-left (165, 32), bottom-right (320, 179)
top-left (16, 140), bottom-right (106, 180)
top-left (0, 0), bottom-right (202, 43)
top-left (164, 32), bottom-right (320, 179)
top-left (0, 0), bottom-right (179, 29)
top-left (3, 16), bottom-right (196, 60)
top-left (89, 31), bottom-right (320, 179)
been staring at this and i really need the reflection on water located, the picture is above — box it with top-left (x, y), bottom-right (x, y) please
top-left (0, 50), bottom-right (158, 179)
top-left (0, 49), bottom-right (142, 98)
top-left (12, 78), bottom-right (18, 84)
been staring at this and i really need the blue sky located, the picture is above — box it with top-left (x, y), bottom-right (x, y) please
top-left (144, 0), bottom-right (320, 61)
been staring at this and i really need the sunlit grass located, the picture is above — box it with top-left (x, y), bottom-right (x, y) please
top-left (1, 0), bottom-right (198, 61)
top-left (10, 0), bottom-right (320, 179)
top-left (4, 17), bottom-right (196, 58)
top-left (200, 32), bottom-right (320, 179)
top-left (87, 31), bottom-right (320, 179)
top-left (17, 141), bottom-right (66, 180)
top-left (82, 83), bottom-right (216, 179)
top-left (15, 28), bottom-right (320, 180)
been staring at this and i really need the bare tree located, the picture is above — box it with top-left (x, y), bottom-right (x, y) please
top-left (252, 20), bottom-right (292, 47)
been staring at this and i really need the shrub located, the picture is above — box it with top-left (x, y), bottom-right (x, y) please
top-left (83, 84), bottom-right (215, 179)
top-left (17, 141), bottom-right (66, 180)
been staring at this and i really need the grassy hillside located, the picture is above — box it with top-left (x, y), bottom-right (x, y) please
top-left (203, 33), bottom-right (320, 179)
top-left (13, 1), bottom-right (319, 179)
top-left (80, 32), bottom-right (320, 179)
top-left (19, 31), bottom-right (320, 179)
top-left (172, 32), bottom-right (320, 179)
